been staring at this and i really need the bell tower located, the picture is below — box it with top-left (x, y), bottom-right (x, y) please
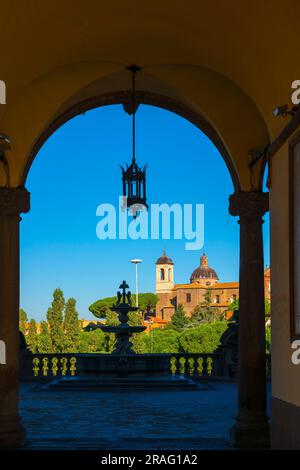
top-left (155, 250), bottom-right (174, 293)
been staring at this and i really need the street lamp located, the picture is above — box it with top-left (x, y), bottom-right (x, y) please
top-left (131, 258), bottom-right (142, 307)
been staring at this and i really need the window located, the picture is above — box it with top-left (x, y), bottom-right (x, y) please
top-left (186, 293), bottom-right (191, 303)
top-left (233, 294), bottom-right (237, 302)
top-left (215, 295), bottom-right (220, 304)
top-left (160, 268), bottom-right (165, 281)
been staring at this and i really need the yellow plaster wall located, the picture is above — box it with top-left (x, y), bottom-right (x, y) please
top-left (0, 63), bottom-right (268, 190)
top-left (1, 1), bottom-right (299, 190)
top-left (270, 138), bottom-right (300, 405)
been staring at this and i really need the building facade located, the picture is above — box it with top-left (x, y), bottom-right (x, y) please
top-left (155, 251), bottom-right (270, 322)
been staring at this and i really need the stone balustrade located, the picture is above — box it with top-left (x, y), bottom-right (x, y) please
top-left (31, 354), bottom-right (77, 377)
top-left (170, 353), bottom-right (220, 378)
top-left (20, 352), bottom-right (271, 381)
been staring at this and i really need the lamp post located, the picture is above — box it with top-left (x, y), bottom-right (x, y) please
top-left (131, 258), bottom-right (142, 307)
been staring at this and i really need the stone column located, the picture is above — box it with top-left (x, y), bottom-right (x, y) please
top-left (229, 191), bottom-right (270, 448)
top-left (0, 187), bottom-right (30, 448)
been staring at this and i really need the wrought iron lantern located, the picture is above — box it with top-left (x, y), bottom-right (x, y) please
top-left (120, 65), bottom-right (148, 216)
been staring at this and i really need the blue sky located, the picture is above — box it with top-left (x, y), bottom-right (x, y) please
top-left (20, 104), bottom-right (270, 321)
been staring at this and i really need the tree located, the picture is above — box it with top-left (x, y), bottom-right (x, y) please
top-left (89, 293), bottom-right (158, 319)
top-left (64, 298), bottom-right (80, 352)
top-left (144, 328), bottom-right (180, 353)
top-left (169, 304), bottom-right (188, 331)
top-left (79, 330), bottom-right (107, 353)
top-left (227, 297), bottom-right (271, 318)
top-left (19, 308), bottom-right (28, 335)
top-left (26, 319), bottom-right (38, 353)
top-left (265, 299), bottom-right (271, 317)
top-left (128, 311), bottom-right (143, 326)
top-left (227, 298), bottom-right (239, 314)
top-left (89, 300), bottom-right (111, 319)
top-left (37, 321), bottom-right (53, 353)
top-left (190, 289), bottom-right (220, 325)
top-left (179, 321), bottom-right (228, 353)
top-left (47, 288), bottom-right (65, 353)
top-left (131, 331), bottom-right (148, 353)
top-left (99, 311), bottom-right (118, 353)
top-left (136, 293), bottom-right (159, 313)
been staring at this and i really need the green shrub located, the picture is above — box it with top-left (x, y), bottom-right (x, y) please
top-left (179, 321), bottom-right (228, 353)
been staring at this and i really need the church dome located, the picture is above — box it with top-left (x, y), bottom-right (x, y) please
top-left (190, 253), bottom-right (219, 283)
top-left (156, 250), bottom-right (174, 265)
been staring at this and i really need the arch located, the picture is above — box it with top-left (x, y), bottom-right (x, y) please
top-left (0, 62), bottom-right (271, 190)
top-left (22, 90), bottom-right (241, 191)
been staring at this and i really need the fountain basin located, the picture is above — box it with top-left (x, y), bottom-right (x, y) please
top-left (100, 325), bottom-right (146, 334)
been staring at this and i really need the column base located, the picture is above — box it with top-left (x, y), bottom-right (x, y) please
top-left (0, 415), bottom-right (26, 449)
top-left (230, 418), bottom-right (270, 449)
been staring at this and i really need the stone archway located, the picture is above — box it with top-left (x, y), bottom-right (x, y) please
top-left (0, 89), bottom-right (269, 449)
top-left (22, 90), bottom-right (241, 192)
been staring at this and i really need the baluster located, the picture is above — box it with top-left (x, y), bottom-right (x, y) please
top-left (42, 357), bottom-right (49, 376)
top-left (197, 357), bottom-right (204, 376)
top-left (170, 356), bottom-right (176, 375)
top-left (70, 357), bottom-right (77, 376)
top-left (33, 357), bottom-right (40, 377)
top-left (51, 357), bottom-right (58, 376)
top-left (61, 357), bottom-right (68, 376)
top-left (207, 356), bottom-right (213, 376)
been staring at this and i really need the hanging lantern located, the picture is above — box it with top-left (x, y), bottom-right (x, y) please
top-left (120, 65), bottom-right (148, 216)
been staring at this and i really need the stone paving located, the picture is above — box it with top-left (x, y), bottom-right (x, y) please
top-left (19, 381), bottom-right (239, 450)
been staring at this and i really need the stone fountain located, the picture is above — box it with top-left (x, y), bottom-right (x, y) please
top-left (46, 281), bottom-right (200, 389)
top-left (100, 280), bottom-right (146, 355)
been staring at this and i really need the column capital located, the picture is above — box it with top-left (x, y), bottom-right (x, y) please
top-left (0, 187), bottom-right (30, 216)
top-left (229, 191), bottom-right (269, 220)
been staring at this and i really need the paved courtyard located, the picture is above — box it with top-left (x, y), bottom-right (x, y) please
top-left (19, 381), bottom-right (240, 450)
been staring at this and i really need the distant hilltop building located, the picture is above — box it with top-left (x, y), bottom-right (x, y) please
top-left (155, 251), bottom-right (271, 321)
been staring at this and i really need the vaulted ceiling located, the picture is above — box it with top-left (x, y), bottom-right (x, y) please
top-left (0, 1), bottom-right (298, 189)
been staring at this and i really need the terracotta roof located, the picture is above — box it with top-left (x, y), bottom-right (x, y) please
top-left (213, 282), bottom-right (239, 289)
top-left (174, 282), bottom-right (239, 289)
top-left (143, 319), bottom-right (168, 326)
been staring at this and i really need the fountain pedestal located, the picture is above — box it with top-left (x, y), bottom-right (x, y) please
top-left (99, 281), bottom-right (146, 376)
top-left (100, 280), bottom-right (146, 354)
top-left (100, 324), bottom-right (146, 355)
